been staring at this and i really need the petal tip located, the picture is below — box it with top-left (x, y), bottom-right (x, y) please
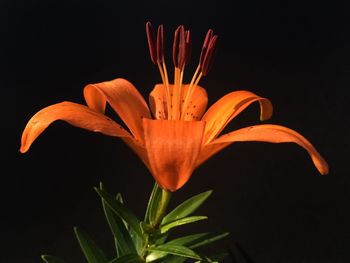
top-left (319, 162), bottom-right (329, 175)
top-left (19, 148), bottom-right (26, 154)
top-left (260, 99), bottom-right (273, 121)
top-left (19, 142), bottom-right (30, 153)
top-left (313, 153), bottom-right (329, 175)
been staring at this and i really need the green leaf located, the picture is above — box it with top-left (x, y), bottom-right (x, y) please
top-left (189, 232), bottom-right (230, 249)
top-left (146, 232), bottom-right (229, 262)
top-left (144, 183), bottom-right (172, 227)
top-left (144, 183), bottom-right (162, 224)
top-left (109, 254), bottom-right (144, 263)
top-left (41, 255), bottom-right (66, 263)
top-left (166, 232), bottom-right (210, 246)
top-left (115, 192), bottom-right (129, 229)
top-left (99, 184), bottom-right (136, 256)
top-left (147, 244), bottom-right (201, 260)
top-left (160, 216), bottom-right (207, 234)
top-left (145, 250), bottom-right (168, 262)
top-left (74, 227), bottom-right (108, 263)
top-left (162, 190), bottom-right (212, 225)
top-left (140, 221), bottom-right (154, 234)
top-left (129, 227), bottom-right (145, 255)
top-left (164, 232), bottom-right (229, 260)
top-left (116, 193), bottom-right (124, 204)
top-left (114, 190), bottom-right (143, 254)
top-left (95, 187), bottom-right (144, 240)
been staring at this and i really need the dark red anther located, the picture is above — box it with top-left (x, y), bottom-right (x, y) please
top-left (172, 25), bottom-right (186, 68)
top-left (157, 25), bottom-right (164, 63)
top-left (185, 30), bottom-right (191, 66)
top-left (146, 22), bottom-right (157, 64)
top-left (201, 35), bottom-right (218, 76)
top-left (199, 29), bottom-right (213, 66)
top-left (172, 25), bottom-right (181, 67)
top-left (178, 26), bottom-right (186, 68)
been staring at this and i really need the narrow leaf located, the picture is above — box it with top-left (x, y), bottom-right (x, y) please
top-left (74, 227), bottom-right (108, 263)
top-left (160, 216), bottom-right (208, 234)
top-left (113, 189), bottom-right (143, 254)
top-left (116, 193), bottom-right (124, 204)
top-left (148, 244), bottom-right (201, 260)
top-left (149, 187), bottom-right (169, 227)
top-left (109, 254), bottom-right (144, 263)
top-left (166, 232), bottom-right (210, 246)
top-left (41, 255), bottom-right (66, 263)
top-left (129, 227), bottom-right (144, 255)
top-left (162, 190), bottom-right (212, 225)
top-left (145, 250), bottom-right (168, 262)
top-left (189, 232), bottom-right (229, 249)
top-left (95, 187), bottom-right (144, 240)
top-left (144, 183), bottom-right (162, 223)
top-left (100, 184), bottom-right (136, 256)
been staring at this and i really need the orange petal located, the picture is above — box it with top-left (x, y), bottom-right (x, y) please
top-left (149, 84), bottom-right (208, 120)
top-left (84, 78), bottom-right (151, 142)
top-left (197, 124), bottom-right (328, 175)
top-left (20, 101), bottom-right (133, 153)
top-left (143, 119), bottom-right (205, 192)
top-left (181, 84), bottom-right (208, 121)
top-left (202, 90), bottom-right (273, 144)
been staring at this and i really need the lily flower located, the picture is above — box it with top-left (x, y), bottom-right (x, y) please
top-left (20, 22), bottom-right (328, 192)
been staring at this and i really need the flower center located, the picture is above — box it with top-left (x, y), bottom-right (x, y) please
top-left (146, 22), bottom-right (218, 120)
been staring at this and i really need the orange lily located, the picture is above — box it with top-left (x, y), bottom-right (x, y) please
top-left (20, 23), bottom-right (328, 192)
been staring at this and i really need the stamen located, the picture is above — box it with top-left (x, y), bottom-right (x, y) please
top-left (185, 30), bottom-right (191, 66)
top-left (172, 26), bottom-right (181, 68)
top-left (162, 60), bottom-right (171, 120)
top-left (172, 25), bottom-right (185, 120)
top-left (173, 67), bottom-right (181, 120)
top-left (157, 62), bottom-right (166, 84)
top-left (157, 24), bottom-right (171, 120)
top-left (146, 22), bottom-right (157, 64)
top-left (201, 35), bottom-right (218, 76)
top-left (199, 29), bottom-right (213, 67)
top-left (178, 26), bottom-right (186, 69)
top-left (146, 23), bottom-right (218, 120)
top-left (157, 25), bottom-right (164, 63)
top-left (176, 27), bottom-right (186, 119)
top-left (181, 30), bottom-right (216, 119)
top-left (172, 25), bottom-right (187, 69)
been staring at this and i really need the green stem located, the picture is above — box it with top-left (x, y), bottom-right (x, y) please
top-left (141, 185), bottom-right (172, 260)
top-left (153, 188), bottom-right (172, 228)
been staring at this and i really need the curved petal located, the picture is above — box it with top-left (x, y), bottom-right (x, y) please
top-left (20, 101), bottom-right (133, 153)
top-left (149, 84), bottom-right (168, 120)
top-left (84, 78), bottom-right (151, 142)
top-left (197, 124), bottom-right (328, 175)
top-left (149, 84), bottom-right (208, 120)
top-left (201, 90), bottom-right (273, 144)
top-left (143, 119), bottom-right (205, 192)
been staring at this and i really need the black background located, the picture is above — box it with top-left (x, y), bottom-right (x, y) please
top-left (3, 0), bottom-right (350, 262)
